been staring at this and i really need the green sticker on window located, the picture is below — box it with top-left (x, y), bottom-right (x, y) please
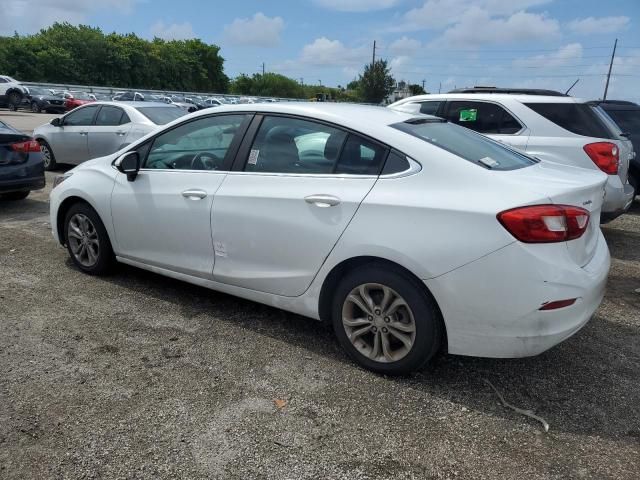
top-left (459, 109), bottom-right (477, 122)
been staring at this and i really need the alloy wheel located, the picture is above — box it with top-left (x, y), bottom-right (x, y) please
top-left (40, 143), bottom-right (51, 168)
top-left (341, 283), bottom-right (416, 363)
top-left (67, 213), bottom-right (100, 267)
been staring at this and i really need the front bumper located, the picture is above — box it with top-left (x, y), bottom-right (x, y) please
top-left (0, 154), bottom-right (45, 193)
top-left (425, 233), bottom-right (610, 358)
top-left (601, 175), bottom-right (635, 222)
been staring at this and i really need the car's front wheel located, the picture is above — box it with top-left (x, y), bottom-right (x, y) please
top-left (31, 101), bottom-right (41, 113)
top-left (38, 140), bottom-right (57, 170)
top-left (64, 202), bottom-right (115, 275)
top-left (332, 264), bottom-right (443, 375)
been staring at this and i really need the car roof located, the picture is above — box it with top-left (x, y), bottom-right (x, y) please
top-left (449, 87), bottom-right (567, 96)
top-left (87, 101), bottom-right (177, 108)
top-left (391, 93), bottom-right (585, 105)
top-left (591, 100), bottom-right (640, 110)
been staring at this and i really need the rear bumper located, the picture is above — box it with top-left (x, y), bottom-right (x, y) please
top-left (426, 233), bottom-right (610, 358)
top-left (0, 154), bottom-right (45, 193)
top-left (602, 175), bottom-right (635, 222)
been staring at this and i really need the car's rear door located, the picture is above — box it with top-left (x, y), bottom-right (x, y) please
top-left (48, 105), bottom-right (97, 164)
top-left (211, 114), bottom-right (388, 297)
top-left (111, 113), bottom-right (251, 278)
top-left (89, 105), bottom-right (133, 158)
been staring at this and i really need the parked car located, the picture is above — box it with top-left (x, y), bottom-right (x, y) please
top-left (64, 92), bottom-right (95, 111)
top-left (204, 98), bottom-right (223, 108)
top-left (159, 95), bottom-right (198, 112)
top-left (389, 92), bottom-right (635, 222)
top-left (0, 120), bottom-right (45, 200)
top-left (26, 87), bottom-right (66, 113)
top-left (113, 91), bottom-right (145, 102)
top-left (0, 75), bottom-right (29, 111)
top-left (49, 103), bottom-right (609, 374)
top-left (590, 100), bottom-right (639, 197)
top-left (33, 101), bottom-right (185, 170)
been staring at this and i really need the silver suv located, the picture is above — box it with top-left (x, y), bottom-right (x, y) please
top-left (389, 91), bottom-right (635, 222)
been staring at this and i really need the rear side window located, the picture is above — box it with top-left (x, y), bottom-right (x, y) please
top-left (445, 101), bottom-right (522, 134)
top-left (95, 106), bottom-right (124, 126)
top-left (335, 135), bottom-right (386, 175)
top-left (392, 120), bottom-right (536, 171)
top-left (525, 103), bottom-right (615, 139)
top-left (136, 106), bottom-right (185, 125)
top-left (603, 108), bottom-right (640, 134)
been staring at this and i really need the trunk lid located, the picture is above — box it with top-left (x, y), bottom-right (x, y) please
top-left (502, 160), bottom-right (607, 267)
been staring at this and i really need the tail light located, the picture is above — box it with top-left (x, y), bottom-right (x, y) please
top-left (584, 142), bottom-right (619, 174)
top-left (497, 205), bottom-right (590, 243)
top-left (11, 139), bottom-right (41, 153)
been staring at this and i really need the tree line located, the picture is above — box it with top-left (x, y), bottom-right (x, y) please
top-left (0, 23), bottom-right (422, 103)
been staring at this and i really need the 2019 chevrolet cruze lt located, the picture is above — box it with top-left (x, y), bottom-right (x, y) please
top-left (50, 103), bottom-right (610, 374)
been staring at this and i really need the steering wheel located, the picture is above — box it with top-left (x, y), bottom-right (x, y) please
top-left (190, 152), bottom-right (220, 170)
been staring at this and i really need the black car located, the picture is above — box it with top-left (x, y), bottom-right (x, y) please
top-left (592, 100), bottom-right (640, 196)
top-left (26, 87), bottom-right (66, 113)
top-left (0, 120), bottom-right (45, 200)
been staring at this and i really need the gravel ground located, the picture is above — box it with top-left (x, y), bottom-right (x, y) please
top-left (1, 114), bottom-right (639, 479)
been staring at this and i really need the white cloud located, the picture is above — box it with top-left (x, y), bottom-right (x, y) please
top-left (568, 16), bottom-right (630, 35)
top-left (150, 21), bottom-right (195, 40)
top-left (313, 0), bottom-right (402, 12)
top-left (0, 0), bottom-right (136, 35)
top-left (389, 36), bottom-right (422, 56)
top-left (223, 13), bottom-right (284, 47)
top-left (514, 43), bottom-right (583, 68)
top-left (435, 8), bottom-right (560, 46)
top-left (300, 37), bottom-right (367, 66)
top-left (398, 0), bottom-right (551, 31)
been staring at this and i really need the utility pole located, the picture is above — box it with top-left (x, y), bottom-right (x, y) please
top-left (372, 40), bottom-right (376, 66)
top-left (421, 79), bottom-right (426, 90)
top-left (603, 38), bottom-right (617, 100)
top-left (438, 81), bottom-right (441, 93)
top-left (262, 62), bottom-right (265, 75)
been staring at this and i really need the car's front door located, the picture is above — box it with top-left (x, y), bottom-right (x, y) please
top-left (211, 115), bottom-right (388, 297)
top-left (49, 105), bottom-right (98, 164)
top-left (111, 114), bottom-right (251, 278)
top-left (89, 105), bottom-right (133, 158)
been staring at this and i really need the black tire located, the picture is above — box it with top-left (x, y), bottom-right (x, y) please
top-left (8, 91), bottom-right (22, 109)
top-left (1, 191), bottom-right (30, 200)
top-left (31, 101), bottom-right (41, 113)
top-left (332, 263), bottom-right (443, 375)
top-left (38, 140), bottom-right (57, 170)
top-left (64, 202), bottom-right (115, 275)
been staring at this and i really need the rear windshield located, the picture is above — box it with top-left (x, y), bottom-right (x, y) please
top-left (136, 106), bottom-right (185, 125)
top-left (392, 119), bottom-right (536, 170)
top-left (524, 102), bottom-right (615, 139)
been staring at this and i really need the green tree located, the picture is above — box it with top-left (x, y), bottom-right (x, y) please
top-left (408, 84), bottom-right (427, 95)
top-left (358, 60), bottom-right (395, 104)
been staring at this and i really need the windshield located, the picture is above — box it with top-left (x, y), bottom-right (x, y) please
top-left (392, 119), bottom-right (537, 171)
top-left (136, 106), bottom-right (185, 125)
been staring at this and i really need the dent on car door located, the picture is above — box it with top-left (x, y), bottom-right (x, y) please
top-left (211, 115), bottom-right (388, 297)
top-left (110, 113), bottom-right (250, 278)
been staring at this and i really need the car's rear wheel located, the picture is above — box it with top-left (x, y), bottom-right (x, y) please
top-left (64, 203), bottom-right (115, 275)
top-left (31, 101), bottom-right (41, 113)
top-left (8, 91), bottom-right (22, 110)
top-left (39, 140), bottom-right (57, 170)
top-left (1, 191), bottom-right (30, 200)
top-left (332, 264), bottom-right (443, 375)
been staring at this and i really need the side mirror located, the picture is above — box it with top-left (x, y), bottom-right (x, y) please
top-left (50, 117), bottom-right (61, 127)
top-left (115, 151), bottom-right (140, 182)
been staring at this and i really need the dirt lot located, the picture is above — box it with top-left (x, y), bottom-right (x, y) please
top-left (1, 112), bottom-right (639, 479)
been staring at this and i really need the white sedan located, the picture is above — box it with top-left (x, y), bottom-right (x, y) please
top-left (50, 103), bottom-right (610, 374)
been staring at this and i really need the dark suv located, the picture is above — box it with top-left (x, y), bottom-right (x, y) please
top-left (592, 100), bottom-right (640, 196)
top-left (0, 120), bottom-right (45, 200)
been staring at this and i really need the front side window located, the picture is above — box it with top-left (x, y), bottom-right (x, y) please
top-left (392, 119), bottom-right (535, 171)
top-left (445, 101), bottom-right (522, 134)
top-left (144, 114), bottom-right (246, 171)
top-left (245, 116), bottom-right (347, 174)
top-left (64, 106), bottom-right (98, 126)
top-left (95, 106), bottom-right (125, 126)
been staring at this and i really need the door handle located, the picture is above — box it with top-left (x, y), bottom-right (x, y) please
top-left (181, 189), bottom-right (207, 200)
top-left (79, 131), bottom-right (88, 136)
top-left (115, 131), bottom-right (126, 136)
top-left (304, 194), bottom-right (341, 208)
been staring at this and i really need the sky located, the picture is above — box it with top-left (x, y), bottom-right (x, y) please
top-left (2, 0), bottom-right (640, 100)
